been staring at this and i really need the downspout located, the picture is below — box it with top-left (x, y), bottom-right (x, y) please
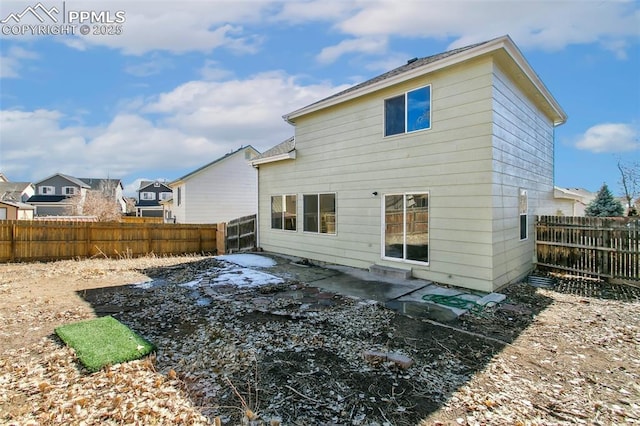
top-left (254, 164), bottom-right (260, 249)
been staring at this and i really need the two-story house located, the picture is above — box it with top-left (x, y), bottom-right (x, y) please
top-left (251, 35), bottom-right (566, 293)
top-left (27, 174), bottom-right (91, 216)
top-left (135, 180), bottom-right (172, 217)
top-left (27, 173), bottom-right (125, 217)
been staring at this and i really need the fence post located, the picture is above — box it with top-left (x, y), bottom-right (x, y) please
top-left (216, 222), bottom-right (226, 255)
top-left (11, 222), bottom-right (16, 262)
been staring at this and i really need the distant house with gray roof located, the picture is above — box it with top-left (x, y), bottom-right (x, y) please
top-left (27, 173), bottom-right (124, 217)
top-left (135, 180), bottom-right (172, 217)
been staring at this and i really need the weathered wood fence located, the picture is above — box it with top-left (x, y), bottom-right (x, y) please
top-left (536, 216), bottom-right (639, 281)
top-left (0, 220), bottom-right (221, 262)
top-left (224, 214), bottom-right (257, 253)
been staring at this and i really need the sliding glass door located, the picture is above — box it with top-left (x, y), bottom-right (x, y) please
top-left (384, 193), bottom-right (429, 263)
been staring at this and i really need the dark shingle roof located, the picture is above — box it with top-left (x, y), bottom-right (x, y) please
top-left (27, 195), bottom-right (69, 203)
top-left (78, 178), bottom-right (122, 191)
top-left (288, 39), bottom-right (493, 118)
top-left (252, 137), bottom-right (295, 161)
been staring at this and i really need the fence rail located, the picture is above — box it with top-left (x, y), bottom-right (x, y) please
top-left (0, 220), bottom-right (218, 262)
top-left (536, 215), bottom-right (639, 281)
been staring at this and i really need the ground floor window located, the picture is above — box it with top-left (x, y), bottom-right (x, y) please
top-left (271, 195), bottom-right (297, 231)
top-left (303, 193), bottom-right (336, 234)
top-left (384, 193), bottom-right (429, 263)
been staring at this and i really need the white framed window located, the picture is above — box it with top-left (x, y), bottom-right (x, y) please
top-left (63, 186), bottom-right (76, 195)
top-left (177, 187), bottom-right (182, 206)
top-left (519, 188), bottom-right (528, 240)
top-left (141, 192), bottom-right (156, 200)
top-left (383, 193), bottom-right (429, 263)
top-left (384, 85), bottom-right (431, 137)
top-left (39, 186), bottom-right (54, 195)
top-left (303, 193), bottom-right (336, 234)
top-left (159, 192), bottom-right (172, 201)
top-left (271, 194), bottom-right (297, 231)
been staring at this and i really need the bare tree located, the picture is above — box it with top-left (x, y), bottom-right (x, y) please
top-left (66, 180), bottom-right (123, 221)
top-left (617, 160), bottom-right (639, 216)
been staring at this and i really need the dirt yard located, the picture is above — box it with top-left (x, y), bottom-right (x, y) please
top-left (0, 254), bottom-right (638, 425)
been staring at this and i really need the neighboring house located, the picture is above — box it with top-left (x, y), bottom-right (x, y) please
top-left (540, 187), bottom-right (596, 216)
top-left (169, 146), bottom-right (260, 224)
top-left (135, 180), bottom-right (172, 217)
top-left (27, 173), bottom-right (91, 216)
top-left (0, 172), bottom-right (9, 182)
top-left (0, 181), bottom-right (35, 203)
top-left (26, 173), bottom-right (125, 217)
top-left (0, 200), bottom-right (35, 220)
top-left (78, 177), bottom-right (127, 213)
top-left (252, 35), bottom-right (567, 293)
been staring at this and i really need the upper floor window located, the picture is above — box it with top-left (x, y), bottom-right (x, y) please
top-left (159, 192), bottom-right (172, 201)
top-left (39, 186), bottom-right (54, 195)
top-left (141, 192), bottom-right (156, 200)
top-left (384, 85), bottom-right (431, 137)
top-left (177, 187), bottom-right (182, 206)
top-left (63, 186), bottom-right (76, 195)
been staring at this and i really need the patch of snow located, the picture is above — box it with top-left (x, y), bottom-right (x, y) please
top-left (212, 267), bottom-right (283, 287)
top-left (215, 254), bottom-right (277, 268)
top-left (180, 279), bottom-right (203, 289)
top-left (132, 280), bottom-right (154, 289)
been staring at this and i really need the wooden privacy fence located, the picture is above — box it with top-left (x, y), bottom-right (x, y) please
top-left (536, 216), bottom-right (639, 281)
top-left (224, 214), bottom-right (257, 253)
top-left (0, 220), bottom-right (221, 262)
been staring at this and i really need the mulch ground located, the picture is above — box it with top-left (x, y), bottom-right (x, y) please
top-left (0, 256), bottom-right (638, 425)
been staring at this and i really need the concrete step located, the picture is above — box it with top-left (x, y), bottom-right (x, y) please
top-left (369, 264), bottom-right (412, 280)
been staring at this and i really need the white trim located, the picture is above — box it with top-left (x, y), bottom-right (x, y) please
top-left (381, 192), bottom-right (430, 265)
top-left (302, 192), bottom-right (337, 235)
top-left (251, 151), bottom-right (296, 166)
top-left (39, 186), bottom-right (55, 195)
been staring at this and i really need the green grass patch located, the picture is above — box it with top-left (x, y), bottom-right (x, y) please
top-left (55, 316), bottom-right (155, 372)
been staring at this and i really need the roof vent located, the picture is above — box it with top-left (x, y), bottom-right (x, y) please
top-left (407, 57), bottom-right (418, 64)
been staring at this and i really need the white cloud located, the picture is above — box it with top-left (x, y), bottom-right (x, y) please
top-left (575, 123), bottom-right (639, 153)
top-left (0, 72), bottom-right (348, 184)
top-left (330, 0), bottom-right (639, 59)
top-left (3, 0), bottom-right (635, 60)
top-left (124, 55), bottom-right (174, 77)
top-left (316, 37), bottom-right (388, 64)
top-left (0, 46), bottom-right (38, 78)
top-left (142, 71), bottom-right (348, 141)
top-left (53, 1), bottom-right (269, 55)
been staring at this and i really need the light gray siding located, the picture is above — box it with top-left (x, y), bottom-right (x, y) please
top-left (258, 58), bottom-right (503, 291)
top-left (489, 63), bottom-right (555, 288)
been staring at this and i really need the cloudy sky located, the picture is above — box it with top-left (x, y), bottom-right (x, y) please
top-left (0, 0), bottom-right (638, 196)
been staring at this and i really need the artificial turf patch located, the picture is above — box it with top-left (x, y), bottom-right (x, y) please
top-left (55, 316), bottom-right (155, 372)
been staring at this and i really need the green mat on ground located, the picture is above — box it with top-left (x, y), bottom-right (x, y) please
top-left (55, 316), bottom-right (155, 372)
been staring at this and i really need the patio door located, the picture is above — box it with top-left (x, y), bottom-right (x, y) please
top-left (383, 193), bottom-right (429, 263)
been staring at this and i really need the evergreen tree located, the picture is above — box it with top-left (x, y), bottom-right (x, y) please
top-left (585, 184), bottom-right (624, 217)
